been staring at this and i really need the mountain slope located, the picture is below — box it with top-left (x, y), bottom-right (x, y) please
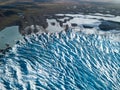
top-left (0, 0), bottom-right (114, 5)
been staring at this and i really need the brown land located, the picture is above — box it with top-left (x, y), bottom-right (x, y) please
top-left (0, 1), bottom-right (120, 34)
top-left (0, 1), bottom-right (120, 55)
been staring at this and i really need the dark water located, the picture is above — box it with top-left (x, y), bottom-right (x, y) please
top-left (0, 30), bottom-right (120, 90)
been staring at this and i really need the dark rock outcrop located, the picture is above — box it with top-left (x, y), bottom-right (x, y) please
top-left (71, 23), bottom-right (78, 27)
top-left (99, 20), bottom-right (120, 31)
top-left (83, 24), bottom-right (93, 28)
top-left (3, 10), bottom-right (17, 16)
top-left (18, 15), bottom-right (48, 35)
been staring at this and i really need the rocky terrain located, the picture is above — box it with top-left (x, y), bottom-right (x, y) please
top-left (0, 1), bottom-right (120, 54)
top-left (0, 1), bottom-right (120, 34)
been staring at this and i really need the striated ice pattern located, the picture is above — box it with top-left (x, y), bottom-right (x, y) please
top-left (0, 30), bottom-right (120, 90)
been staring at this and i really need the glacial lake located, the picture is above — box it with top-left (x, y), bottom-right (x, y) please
top-left (0, 26), bottom-right (23, 50)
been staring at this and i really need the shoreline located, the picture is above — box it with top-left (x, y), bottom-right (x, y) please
top-left (0, 2), bottom-right (120, 32)
top-left (0, 2), bottom-right (120, 55)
